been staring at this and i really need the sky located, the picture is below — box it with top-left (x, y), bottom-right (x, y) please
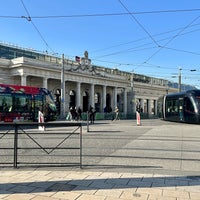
top-left (1, 0), bottom-right (200, 88)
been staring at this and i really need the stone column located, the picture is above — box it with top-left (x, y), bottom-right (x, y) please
top-left (43, 77), bottom-right (48, 89)
top-left (90, 83), bottom-right (94, 108)
top-left (103, 85), bottom-right (106, 112)
top-left (147, 99), bottom-right (152, 115)
top-left (114, 87), bottom-right (117, 108)
top-left (21, 75), bottom-right (27, 86)
top-left (154, 100), bottom-right (157, 115)
top-left (123, 88), bottom-right (127, 114)
top-left (140, 99), bottom-right (144, 113)
top-left (76, 82), bottom-right (81, 108)
top-left (65, 82), bottom-right (69, 112)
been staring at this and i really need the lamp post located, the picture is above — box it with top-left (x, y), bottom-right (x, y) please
top-left (178, 67), bottom-right (182, 92)
top-left (130, 71), bottom-right (135, 114)
top-left (172, 68), bottom-right (197, 92)
top-left (60, 54), bottom-right (65, 119)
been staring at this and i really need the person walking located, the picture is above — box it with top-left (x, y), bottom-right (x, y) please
top-left (88, 105), bottom-right (95, 124)
top-left (114, 106), bottom-right (120, 120)
top-left (77, 106), bottom-right (82, 121)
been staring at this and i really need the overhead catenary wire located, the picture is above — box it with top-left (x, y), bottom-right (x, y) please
top-left (91, 22), bottom-right (200, 53)
top-left (2, 4), bottom-right (200, 61)
top-left (143, 14), bottom-right (200, 63)
top-left (94, 25), bottom-right (200, 59)
top-left (20, 0), bottom-right (55, 54)
top-left (9, 1), bottom-right (200, 81)
top-left (1, 8), bottom-right (200, 19)
top-left (117, 0), bottom-right (160, 47)
top-left (162, 46), bottom-right (200, 56)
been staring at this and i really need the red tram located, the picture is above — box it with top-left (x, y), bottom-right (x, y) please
top-left (0, 84), bottom-right (57, 122)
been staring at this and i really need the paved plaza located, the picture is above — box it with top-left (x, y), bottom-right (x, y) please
top-left (0, 119), bottom-right (200, 199)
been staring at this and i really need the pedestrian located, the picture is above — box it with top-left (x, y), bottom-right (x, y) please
top-left (88, 105), bottom-right (95, 124)
top-left (77, 106), bottom-right (82, 121)
top-left (70, 106), bottom-right (77, 121)
top-left (114, 106), bottom-right (120, 120)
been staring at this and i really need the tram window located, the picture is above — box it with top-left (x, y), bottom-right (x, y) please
top-left (34, 95), bottom-right (44, 112)
top-left (184, 97), bottom-right (194, 112)
top-left (195, 96), bottom-right (200, 106)
top-left (0, 94), bottom-right (12, 112)
top-left (12, 94), bottom-right (32, 112)
top-left (173, 99), bottom-right (179, 113)
top-left (166, 99), bottom-right (178, 113)
top-left (166, 101), bottom-right (172, 112)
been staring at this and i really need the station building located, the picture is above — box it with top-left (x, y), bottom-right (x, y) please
top-left (0, 43), bottom-right (177, 119)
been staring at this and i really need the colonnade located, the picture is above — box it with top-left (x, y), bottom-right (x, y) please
top-left (19, 75), bottom-right (129, 117)
top-left (65, 81), bottom-right (128, 116)
top-left (19, 74), bottom-right (158, 118)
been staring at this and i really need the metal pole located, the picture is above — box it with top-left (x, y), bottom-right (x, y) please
top-left (13, 124), bottom-right (18, 168)
top-left (178, 67), bottom-right (182, 92)
top-left (60, 54), bottom-right (65, 119)
top-left (131, 72), bottom-right (135, 114)
top-left (80, 125), bottom-right (82, 169)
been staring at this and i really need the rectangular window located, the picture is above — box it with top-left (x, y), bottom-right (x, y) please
top-left (0, 94), bottom-right (12, 112)
top-left (12, 94), bottom-right (32, 112)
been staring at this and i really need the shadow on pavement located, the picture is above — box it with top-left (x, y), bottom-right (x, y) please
top-left (0, 175), bottom-right (199, 194)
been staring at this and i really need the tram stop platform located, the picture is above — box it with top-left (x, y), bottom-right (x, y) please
top-left (0, 119), bottom-right (200, 200)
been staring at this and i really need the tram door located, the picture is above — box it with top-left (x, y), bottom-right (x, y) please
top-left (183, 97), bottom-right (195, 123)
top-left (165, 98), bottom-right (179, 121)
top-left (178, 98), bottom-right (184, 121)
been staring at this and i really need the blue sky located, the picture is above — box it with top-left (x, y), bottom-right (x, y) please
top-left (1, 0), bottom-right (200, 87)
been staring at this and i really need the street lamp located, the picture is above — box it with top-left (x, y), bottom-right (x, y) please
top-left (130, 71), bottom-right (135, 114)
top-left (172, 68), bottom-right (197, 92)
top-left (178, 67), bottom-right (182, 92)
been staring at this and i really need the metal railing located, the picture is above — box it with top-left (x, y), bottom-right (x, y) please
top-left (0, 121), bottom-right (82, 168)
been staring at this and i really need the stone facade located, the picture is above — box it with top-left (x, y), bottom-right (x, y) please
top-left (0, 44), bottom-right (177, 118)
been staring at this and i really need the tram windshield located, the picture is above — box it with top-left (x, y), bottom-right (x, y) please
top-left (192, 90), bottom-right (200, 106)
top-left (0, 84), bottom-right (57, 122)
